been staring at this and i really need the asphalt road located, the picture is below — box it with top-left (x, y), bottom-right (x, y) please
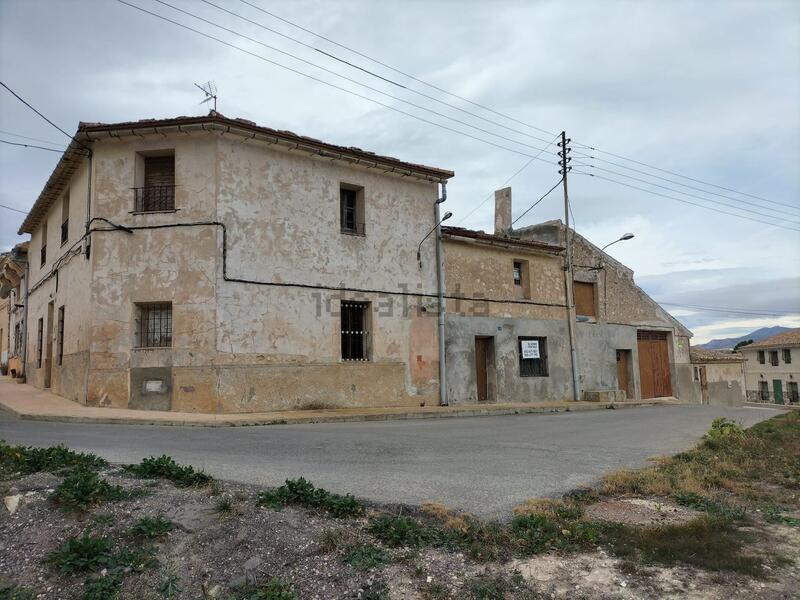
top-left (0, 404), bottom-right (782, 519)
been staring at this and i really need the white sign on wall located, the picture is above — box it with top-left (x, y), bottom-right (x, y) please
top-left (521, 340), bottom-right (540, 359)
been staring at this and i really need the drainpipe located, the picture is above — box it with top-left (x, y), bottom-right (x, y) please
top-left (84, 147), bottom-right (93, 259)
top-left (435, 182), bottom-right (448, 406)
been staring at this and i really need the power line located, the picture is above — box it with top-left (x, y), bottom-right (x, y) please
top-left (573, 170), bottom-right (800, 232)
top-left (0, 129), bottom-right (66, 147)
top-left (0, 203), bottom-right (28, 214)
top-left (237, 0), bottom-right (784, 209)
top-left (511, 178), bottom-right (563, 226)
top-left (456, 132), bottom-right (561, 225)
top-left (116, 1), bottom-right (564, 164)
top-left (0, 138), bottom-right (65, 153)
top-left (0, 81), bottom-right (76, 143)
top-left (573, 162), bottom-right (800, 223)
top-left (151, 0), bottom-right (556, 157)
top-left (657, 301), bottom-right (798, 317)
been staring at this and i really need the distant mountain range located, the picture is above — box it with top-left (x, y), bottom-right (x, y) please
top-left (697, 326), bottom-right (791, 350)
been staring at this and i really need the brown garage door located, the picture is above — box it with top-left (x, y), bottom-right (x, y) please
top-left (637, 330), bottom-right (672, 399)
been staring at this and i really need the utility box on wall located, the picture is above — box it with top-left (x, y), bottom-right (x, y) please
top-left (130, 367), bottom-right (172, 411)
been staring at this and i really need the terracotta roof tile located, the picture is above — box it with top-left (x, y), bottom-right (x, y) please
top-left (743, 328), bottom-right (800, 349)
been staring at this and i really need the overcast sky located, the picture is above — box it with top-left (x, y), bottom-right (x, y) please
top-left (1, 0), bottom-right (798, 343)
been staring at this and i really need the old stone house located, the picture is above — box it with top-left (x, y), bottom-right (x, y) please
top-left (688, 349), bottom-right (746, 406)
top-left (442, 187), bottom-right (695, 404)
top-left (0, 242), bottom-right (28, 377)
top-left (740, 329), bottom-right (800, 404)
top-left (17, 113), bottom-right (453, 412)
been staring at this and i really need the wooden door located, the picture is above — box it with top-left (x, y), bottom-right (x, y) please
top-left (475, 337), bottom-right (489, 402)
top-left (616, 350), bottom-right (631, 399)
top-left (773, 379), bottom-right (784, 405)
top-left (44, 301), bottom-right (54, 388)
top-left (637, 331), bottom-right (672, 399)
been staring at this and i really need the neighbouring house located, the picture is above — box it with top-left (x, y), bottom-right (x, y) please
top-left (740, 329), bottom-right (800, 405)
top-left (0, 242), bottom-right (28, 378)
top-left (442, 187), bottom-right (695, 404)
top-left (0, 292), bottom-right (7, 374)
top-left (688, 348), bottom-right (746, 406)
top-left (16, 112), bottom-right (453, 412)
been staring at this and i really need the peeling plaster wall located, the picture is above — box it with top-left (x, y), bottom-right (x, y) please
top-left (696, 361), bottom-right (746, 406)
top-left (25, 160), bottom-right (92, 402)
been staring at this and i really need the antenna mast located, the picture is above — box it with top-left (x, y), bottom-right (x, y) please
top-left (194, 81), bottom-right (218, 113)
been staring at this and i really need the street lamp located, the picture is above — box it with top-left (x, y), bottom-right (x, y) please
top-left (601, 232), bottom-right (634, 252)
top-left (417, 211), bottom-right (452, 267)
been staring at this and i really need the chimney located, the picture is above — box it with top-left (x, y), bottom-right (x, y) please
top-left (494, 187), bottom-right (512, 235)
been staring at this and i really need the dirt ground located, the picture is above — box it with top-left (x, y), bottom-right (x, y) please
top-left (2, 466), bottom-right (798, 600)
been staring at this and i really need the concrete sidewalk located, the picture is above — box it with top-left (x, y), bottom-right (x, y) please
top-left (0, 377), bottom-right (676, 427)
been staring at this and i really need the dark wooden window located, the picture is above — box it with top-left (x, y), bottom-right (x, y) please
top-left (14, 323), bottom-right (22, 353)
top-left (40, 222), bottom-right (47, 267)
top-left (135, 303), bottom-right (172, 348)
top-left (340, 186), bottom-right (365, 235)
top-left (758, 380), bottom-right (769, 401)
top-left (341, 301), bottom-right (369, 361)
top-left (782, 349), bottom-right (791, 364)
top-left (574, 281), bottom-right (596, 318)
top-left (61, 193), bottom-right (70, 245)
top-left (788, 381), bottom-right (799, 403)
top-left (757, 350), bottom-right (765, 364)
top-left (513, 261), bottom-right (522, 286)
top-left (57, 306), bottom-right (65, 366)
top-left (36, 317), bottom-right (43, 368)
top-left (135, 155), bottom-right (175, 212)
top-left (518, 336), bottom-right (548, 377)
top-left (769, 350), bottom-right (779, 366)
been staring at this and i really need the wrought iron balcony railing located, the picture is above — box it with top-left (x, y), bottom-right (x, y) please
top-left (133, 185), bottom-right (176, 213)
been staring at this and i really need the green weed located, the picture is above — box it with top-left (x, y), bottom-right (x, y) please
top-left (227, 577), bottom-right (296, 600)
top-left (0, 583), bottom-right (36, 600)
top-left (342, 544), bottom-right (392, 571)
top-left (50, 467), bottom-right (131, 512)
top-left (128, 515), bottom-right (174, 539)
top-left (123, 455), bottom-right (212, 487)
top-left (45, 532), bottom-right (115, 574)
top-left (674, 491), bottom-right (745, 521)
top-left (256, 478), bottom-right (363, 517)
top-left (82, 574), bottom-right (122, 600)
top-left (0, 441), bottom-right (106, 476)
top-left (368, 515), bottom-right (433, 547)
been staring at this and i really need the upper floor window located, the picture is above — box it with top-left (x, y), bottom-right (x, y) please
top-left (340, 184), bottom-right (365, 235)
top-left (769, 350), bottom-right (779, 366)
top-left (135, 302), bottom-right (172, 348)
top-left (513, 259), bottom-right (531, 299)
top-left (61, 193), bottom-right (70, 246)
top-left (513, 261), bottom-right (522, 285)
top-left (135, 153), bottom-right (175, 212)
top-left (40, 221), bottom-right (47, 267)
top-left (757, 350), bottom-right (765, 364)
top-left (783, 349), bottom-right (792, 364)
top-left (574, 281), bottom-right (597, 318)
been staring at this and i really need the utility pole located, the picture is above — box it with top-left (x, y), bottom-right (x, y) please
top-left (435, 182), bottom-right (448, 406)
top-left (559, 131), bottom-right (580, 401)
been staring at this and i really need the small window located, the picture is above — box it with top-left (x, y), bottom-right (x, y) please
top-left (574, 281), bottom-right (596, 318)
top-left (757, 350), bottom-right (765, 364)
top-left (782, 349), bottom-right (791, 364)
top-left (518, 336), bottom-right (548, 377)
top-left (14, 323), bottom-right (22, 353)
top-left (135, 154), bottom-right (175, 212)
top-left (340, 184), bottom-right (365, 235)
top-left (769, 350), bottom-right (779, 366)
top-left (341, 301), bottom-right (370, 361)
top-left (788, 381), bottom-right (798, 403)
top-left (36, 317), bottom-right (44, 368)
top-left (693, 366), bottom-right (699, 381)
top-left (758, 380), bottom-right (769, 401)
top-left (513, 262), bottom-right (522, 285)
top-left (135, 303), bottom-right (172, 348)
top-left (61, 193), bottom-right (70, 245)
top-left (40, 221), bottom-right (47, 267)
top-left (57, 306), bottom-right (65, 366)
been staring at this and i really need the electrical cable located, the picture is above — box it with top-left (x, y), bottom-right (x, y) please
top-left (656, 301), bottom-right (797, 317)
top-left (1, 203), bottom-right (29, 214)
top-left (0, 129), bottom-right (66, 147)
top-left (573, 171), bottom-right (800, 232)
top-left (1, 138), bottom-right (66, 153)
top-left (510, 178), bottom-right (563, 226)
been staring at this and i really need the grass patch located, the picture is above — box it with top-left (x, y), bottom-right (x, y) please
top-left (123, 455), bottom-right (212, 487)
top-left (214, 495), bottom-right (234, 515)
top-left (0, 583), bottom-right (36, 600)
top-left (256, 477), bottom-right (363, 518)
top-left (674, 491), bottom-right (745, 521)
top-left (45, 532), bottom-right (116, 574)
top-left (318, 529), bottom-right (344, 553)
top-left (602, 515), bottom-right (764, 576)
top-left (0, 441), bottom-right (106, 476)
top-left (368, 514), bottom-right (433, 547)
top-left (511, 513), bottom-right (600, 555)
top-left (50, 467), bottom-right (133, 512)
top-left (82, 574), bottom-right (122, 600)
top-left (342, 544), bottom-right (393, 571)
top-left (128, 515), bottom-right (174, 539)
top-left (227, 578), bottom-right (296, 600)
top-left (359, 581), bottom-right (390, 600)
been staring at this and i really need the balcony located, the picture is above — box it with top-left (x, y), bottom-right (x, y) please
top-left (133, 185), bottom-right (176, 213)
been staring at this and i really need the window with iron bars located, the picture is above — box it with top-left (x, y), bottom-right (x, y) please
top-left (518, 336), bottom-right (548, 377)
top-left (57, 306), bottom-right (65, 366)
top-left (134, 303), bottom-right (172, 348)
top-left (134, 155), bottom-right (176, 212)
top-left (769, 350), bottom-right (779, 366)
top-left (341, 301), bottom-right (370, 361)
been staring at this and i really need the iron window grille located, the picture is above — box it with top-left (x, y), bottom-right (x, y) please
top-left (133, 185), bottom-right (176, 212)
top-left (341, 301), bottom-right (370, 361)
top-left (518, 336), bottom-right (548, 377)
top-left (769, 350), bottom-right (779, 366)
top-left (36, 318), bottom-right (43, 368)
top-left (783, 349), bottom-right (791, 364)
top-left (758, 381), bottom-right (769, 401)
top-left (513, 262), bottom-right (522, 286)
top-left (135, 303), bottom-right (173, 348)
top-left (57, 306), bottom-right (65, 366)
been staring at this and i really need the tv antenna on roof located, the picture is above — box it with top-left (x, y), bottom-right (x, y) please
top-left (194, 81), bottom-right (218, 113)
